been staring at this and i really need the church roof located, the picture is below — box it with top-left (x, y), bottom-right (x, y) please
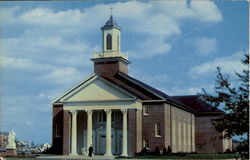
top-left (101, 72), bottom-right (195, 113)
top-left (101, 16), bottom-right (121, 30)
top-left (172, 95), bottom-right (224, 116)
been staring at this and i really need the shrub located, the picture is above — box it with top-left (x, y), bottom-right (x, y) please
top-left (167, 145), bottom-right (172, 155)
top-left (162, 147), bottom-right (167, 156)
top-left (154, 146), bottom-right (161, 156)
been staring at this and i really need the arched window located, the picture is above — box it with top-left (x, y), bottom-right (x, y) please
top-left (106, 34), bottom-right (112, 50)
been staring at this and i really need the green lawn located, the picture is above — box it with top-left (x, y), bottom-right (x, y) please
top-left (129, 153), bottom-right (240, 159)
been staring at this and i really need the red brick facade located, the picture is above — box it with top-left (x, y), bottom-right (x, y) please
top-left (93, 58), bottom-right (129, 77)
top-left (195, 116), bottom-right (224, 153)
top-left (52, 105), bottom-right (63, 155)
top-left (142, 104), bottom-right (166, 151)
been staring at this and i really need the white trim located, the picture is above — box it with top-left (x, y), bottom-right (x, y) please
top-left (53, 73), bottom-right (138, 104)
top-left (52, 73), bottom-right (96, 104)
top-left (64, 98), bottom-right (136, 103)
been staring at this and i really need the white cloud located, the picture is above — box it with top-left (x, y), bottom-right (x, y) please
top-left (0, 56), bottom-right (53, 71)
top-left (39, 67), bottom-right (83, 85)
top-left (191, 1), bottom-right (223, 22)
top-left (129, 36), bottom-right (172, 58)
top-left (189, 51), bottom-right (246, 77)
top-left (1, 1), bottom-right (223, 60)
top-left (194, 37), bottom-right (217, 55)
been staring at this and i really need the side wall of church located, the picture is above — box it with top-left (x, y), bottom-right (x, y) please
top-left (52, 105), bottom-right (64, 155)
top-left (195, 116), bottom-right (223, 153)
top-left (171, 106), bottom-right (194, 153)
top-left (63, 110), bottom-right (70, 155)
top-left (142, 104), bottom-right (165, 151)
top-left (128, 109), bottom-right (136, 155)
top-left (164, 104), bottom-right (171, 148)
top-left (136, 109), bottom-right (143, 153)
top-left (128, 109), bottom-right (142, 156)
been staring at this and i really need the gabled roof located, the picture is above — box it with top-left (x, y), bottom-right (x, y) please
top-left (172, 95), bottom-right (224, 115)
top-left (53, 71), bottom-right (195, 113)
top-left (101, 72), bottom-right (194, 112)
top-left (53, 74), bottom-right (137, 104)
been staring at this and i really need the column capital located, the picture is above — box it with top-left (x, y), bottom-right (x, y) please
top-left (85, 109), bottom-right (93, 114)
top-left (104, 109), bottom-right (112, 114)
top-left (70, 110), bottom-right (78, 115)
top-left (121, 108), bottom-right (128, 114)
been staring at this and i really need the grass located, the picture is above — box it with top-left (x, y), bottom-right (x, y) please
top-left (128, 153), bottom-right (241, 159)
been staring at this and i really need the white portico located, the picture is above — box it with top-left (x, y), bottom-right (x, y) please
top-left (55, 75), bottom-right (142, 156)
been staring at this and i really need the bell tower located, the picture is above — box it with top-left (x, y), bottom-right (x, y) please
top-left (91, 15), bottom-right (130, 77)
top-left (101, 15), bottom-right (121, 52)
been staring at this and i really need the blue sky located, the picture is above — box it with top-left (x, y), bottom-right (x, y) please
top-left (0, 1), bottom-right (248, 144)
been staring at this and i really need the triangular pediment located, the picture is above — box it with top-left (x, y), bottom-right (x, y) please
top-left (57, 76), bottom-right (135, 103)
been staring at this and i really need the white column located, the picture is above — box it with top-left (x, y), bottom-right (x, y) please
top-left (191, 114), bottom-right (195, 152)
top-left (70, 110), bottom-right (78, 156)
top-left (104, 109), bottom-right (112, 156)
top-left (121, 109), bottom-right (128, 157)
top-left (86, 109), bottom-right (93, 153)
top-left (183, 121), bottom-right (186, 152)
top-left (172, 117), bottom-right (176, 152)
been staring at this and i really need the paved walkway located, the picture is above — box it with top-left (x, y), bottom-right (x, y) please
top-left (37, 155), bottom-right (116, 160)
top-left (37, 155), bottom-right (239, 160)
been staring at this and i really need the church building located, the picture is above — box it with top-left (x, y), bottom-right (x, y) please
top-left (52, 16), bottom-right (232, 157)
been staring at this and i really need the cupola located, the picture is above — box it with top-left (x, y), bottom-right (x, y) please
top-left (91, 15), bottom-right (130, 77)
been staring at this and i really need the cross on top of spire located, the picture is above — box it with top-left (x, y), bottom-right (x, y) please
top-left (109, 6), bottom-right (113, 16)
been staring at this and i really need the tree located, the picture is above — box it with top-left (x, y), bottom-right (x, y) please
top-left (201, 54), bottom-right (249, 140)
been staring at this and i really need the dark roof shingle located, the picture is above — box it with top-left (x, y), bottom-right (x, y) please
top-left (101, 72), bottom-right (194, 112)
top-left (172, 95), bottom-right (224, 115)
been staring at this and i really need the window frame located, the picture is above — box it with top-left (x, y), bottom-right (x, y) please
top-left (55, 124), bottom-right (62, 137)
top-left (155, 123), bottom-right (161, 137)
top-left (106, 34), bottom-right (112, 50)
top-left (143, 105), bottom-right (149, 115)
top-left (143, 139), bottom-right (149, 148)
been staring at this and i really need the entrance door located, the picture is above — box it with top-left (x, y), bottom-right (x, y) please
top-left (98, 135), bottom-right (106, 154)
top-left (94, 126), bottom-right (122, 155)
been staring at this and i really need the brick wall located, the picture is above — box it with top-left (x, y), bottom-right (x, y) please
top-left (63, 110), bottom-right (70, 155)
top-left (128, 109), bottom-right (136, 155)
top-left (195, 116), bottom-right (223, 153)
top-left (94, 60), bottom-right (128, 76)
top-left (52, 105), bottom-right (63, 154)
top-left (142, 104), bottom-right (165, 151)
top-left (136, 109), bottom-right (142, 153)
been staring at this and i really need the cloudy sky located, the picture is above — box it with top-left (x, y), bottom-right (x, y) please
top-left (0, 1), bottom-right (248, 144)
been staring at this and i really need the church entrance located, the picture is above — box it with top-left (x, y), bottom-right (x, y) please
top-left (94, 125), bottom-right (122, 155)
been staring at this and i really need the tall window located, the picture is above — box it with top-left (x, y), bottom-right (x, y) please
top-left (106, 34), bottom-right (112, 50)
top-left (143, 106), bottom-right (149, 115)
top-left (143, 139), bottom-right (149, 148)
top-left (55, 124), bottom-right (62, 137)
top-left (155, 123), bottom-right (161, 137)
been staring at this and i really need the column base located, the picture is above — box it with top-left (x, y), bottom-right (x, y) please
top-left (70, 153), bottom-right (78, 156)
top-left (120, 153), bottom-right (128, 157)
top-left (104, 153), bottom-right (113, 156)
